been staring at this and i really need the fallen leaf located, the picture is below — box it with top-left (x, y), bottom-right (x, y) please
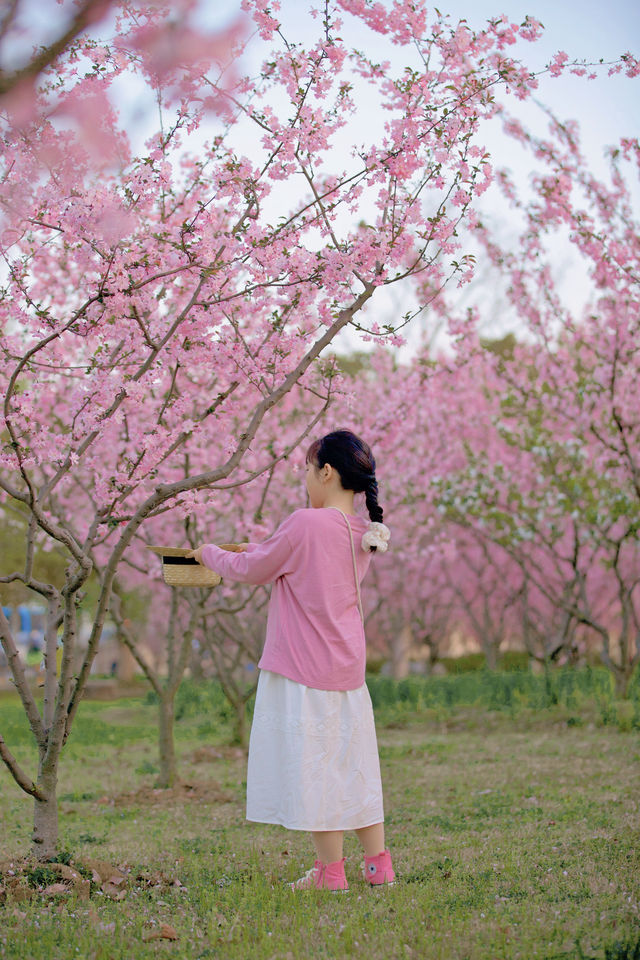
top-left (84, 860), bottom-right (127, 884)
top-left (142, 923), bottom-right (179, 942)
top-left (102, 882), bottom-right (127, 901)
top-left (43, 883), bottom-right (70, 897)
top-left (43, 863), bottom-right (91, 900)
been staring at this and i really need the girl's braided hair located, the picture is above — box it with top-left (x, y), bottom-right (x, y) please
top-left (306, 429), bottom-right (384, 525)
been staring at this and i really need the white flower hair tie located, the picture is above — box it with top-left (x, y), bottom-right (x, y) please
top-left (361, 522), bottom-right (391, 554)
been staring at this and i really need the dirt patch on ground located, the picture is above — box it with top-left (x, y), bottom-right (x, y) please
top-left (106, 779), bottom-right (234, 807)
top-left (190, 745), bottom-right (246, 763)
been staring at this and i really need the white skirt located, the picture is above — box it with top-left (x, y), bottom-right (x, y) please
top-left (246, 670), bottom-right (385, 831)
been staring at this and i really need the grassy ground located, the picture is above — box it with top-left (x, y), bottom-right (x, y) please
top-left (0, 681), bottom-right (638, 960)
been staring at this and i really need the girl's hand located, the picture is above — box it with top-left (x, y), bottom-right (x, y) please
top-left (186, 546), bottom-right (205, 564)
top-left (186, 543), bottom-right (248, 564)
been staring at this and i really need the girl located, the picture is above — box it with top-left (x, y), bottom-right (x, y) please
top-left (189, 429), bottom-right (395, 891)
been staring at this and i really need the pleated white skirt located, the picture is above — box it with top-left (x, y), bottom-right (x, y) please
top-left (246, 670), bottom-right (385, 831)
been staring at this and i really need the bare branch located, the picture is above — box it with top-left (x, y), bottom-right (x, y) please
top-left (110, 588), bottom-right (162, 696)
top-left (0, 731), bottom-right (46, 800)
top-left (0, 0), bottom-right (19, 45)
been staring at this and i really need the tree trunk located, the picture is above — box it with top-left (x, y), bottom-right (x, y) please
top-left (32, 762), bottom-right (59, 860)
top-left (233, 700), bottom-right (247, 748)
top-left (483, 641), bottom-right (499, 671)
top-left (156, 693), bottom-right (176, 788)
top-left (391, 624), bottom-right (411, 679)
top-left (116, 640), bottom-right (137, 684)
top-left (542, 659), bottom-right (558, 705)
top-left (613, 667), bottom-right (631, 699)
top-left (31, 594), bottom-right (76, 860)
top-left (189, 643), bottom-right (205, 682)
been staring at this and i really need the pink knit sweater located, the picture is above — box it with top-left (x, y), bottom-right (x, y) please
top-left (201, 507), bottom-right (372, 691)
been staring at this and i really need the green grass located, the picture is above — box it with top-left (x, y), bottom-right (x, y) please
top-left (0, 674), bottom-right (638, 960)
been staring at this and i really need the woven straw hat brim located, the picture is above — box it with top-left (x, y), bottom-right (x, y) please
top-left (148, 543), bottom-right (243, 588)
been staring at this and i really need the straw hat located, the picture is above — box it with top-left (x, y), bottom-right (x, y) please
top-left (148, 544), bottom-right (244, 588)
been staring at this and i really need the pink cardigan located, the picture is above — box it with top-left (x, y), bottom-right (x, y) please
top-left (201, 508), bottom-right (372, 691)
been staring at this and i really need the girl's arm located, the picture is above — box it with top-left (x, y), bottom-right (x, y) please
top-left (190, 515), bottom-right (297, 586)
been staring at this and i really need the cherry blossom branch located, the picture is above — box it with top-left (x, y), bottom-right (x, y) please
top-left (0, 0), bottom-right (112, 97)
top-left (210, 387), bottom-right (334, 492)
top-left (65, 284), bottom-right (374, 734)
top-left (34, 276), bottom-right (208, 520)
top-left (96, 380), bottom-right (242, 516)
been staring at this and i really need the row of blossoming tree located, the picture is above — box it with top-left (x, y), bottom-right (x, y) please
top-left (110, 103), bottom-right (640, 788)
top-left (0, 0), bottom-right (637, 858)
top-left (347, 110), bottom-right (640, 697)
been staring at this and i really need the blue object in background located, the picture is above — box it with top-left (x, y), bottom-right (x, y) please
top-left (18, 606), bottom-right (32, 634)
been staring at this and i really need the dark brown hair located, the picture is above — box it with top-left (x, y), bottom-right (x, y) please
top-left (306, 429), bottom-right (384, 524)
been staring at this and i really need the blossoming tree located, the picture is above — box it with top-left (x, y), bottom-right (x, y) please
top-left (1, 0), bottom-right (568, 857)
top-left (429, 114), bottom-right (640, 692)
top-left (108, 385), bottom-right (322, 779)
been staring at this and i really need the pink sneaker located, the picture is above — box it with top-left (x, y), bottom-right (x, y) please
top-left (289, 857), bottom-right (349, 891)
top-left (363, 849), bottom-right (395, 886)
